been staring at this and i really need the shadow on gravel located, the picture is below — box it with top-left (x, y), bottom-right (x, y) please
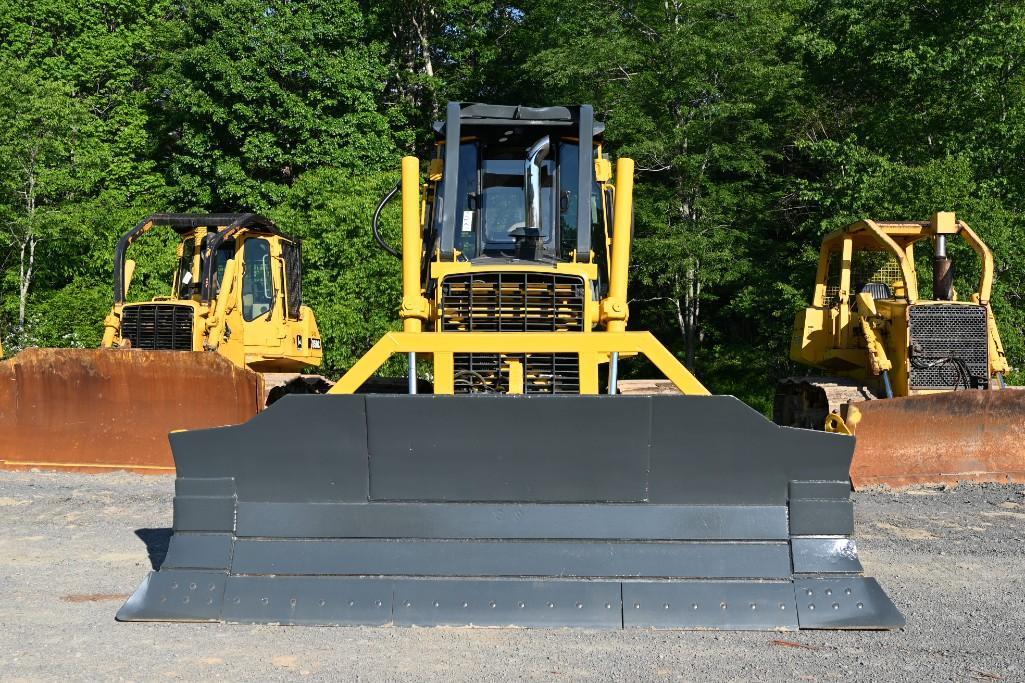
top-left (135, 528), bottom-right (171, 570)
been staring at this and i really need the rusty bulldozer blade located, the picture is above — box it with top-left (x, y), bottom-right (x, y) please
top-left (0, 348), bottom-right (262, 474)
top-left (845, 390), bottom-right (1025, 489)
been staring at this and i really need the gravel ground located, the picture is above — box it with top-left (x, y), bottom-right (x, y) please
top-left (1, 470), bottom-right (1024, 682)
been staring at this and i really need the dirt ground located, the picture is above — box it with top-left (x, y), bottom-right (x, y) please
top-left (1, 470), bottom-right (1023, 682)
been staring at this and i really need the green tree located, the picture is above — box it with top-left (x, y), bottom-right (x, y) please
top-left (151, 0), bottom-right (402, 210)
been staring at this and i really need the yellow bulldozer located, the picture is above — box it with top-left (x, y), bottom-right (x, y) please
top-left (776, 213), bottom-right (1024, 488)
top-left (0, 213), bottom-right (324, 473)
top-left (119, 103), bottom-right (902, 631)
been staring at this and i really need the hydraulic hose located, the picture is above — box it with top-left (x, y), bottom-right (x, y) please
top-left (373, 181), bottom-right (402, 260)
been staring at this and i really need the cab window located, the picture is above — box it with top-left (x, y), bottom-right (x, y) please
top-left (242, 238), bottom-right (275, 321)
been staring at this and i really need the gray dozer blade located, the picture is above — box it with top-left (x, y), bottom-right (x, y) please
top-left (118, 395), bottom-right (904, 630)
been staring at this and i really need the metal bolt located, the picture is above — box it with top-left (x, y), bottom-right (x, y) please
top-left (605, 603), bottom-right (612, 610)
top-left (808, 604), bottom-right (815, 611)
top-left (805, 589), bottom-right (813, 596)
top-left (825, 589), bottom-right (832, 596)
top-left (208, 584), bottom-right (216, 592)
top-left (663, 603), bottom-right (670, 610)
top-left (576, 603), bottom-right (583, 609)
top-left (170, 582), bottom-right (178, 590)
top-left (691, 603), bottom-right (699, 610)
top-left (183, 596), bottom-right (190, 604)
top-left (404, 601), bottom-right (412, 608)
top-left (548, 602), bottom-right (556, 609)
top-left (720, 602), bottom-right (727, 610)
top-left (233, 597), bottom-right (241, 604)
top-left (159, 597), bottom-right (167, 603)
top-left (189, 582), bottom-right (197, 591)
top-left (462, 602), bottom-right (469, 608)
top-left (518, 602), bottom-right (526, 609)
top-left (845, 588), bottom-right (852, 596)
top-left (261, 597), bottom-right (269, 605)
top-left (832, 603), bottom-right (840, 610)
top-left (779, 604), bottom-right (786, 610)
top-left (490, 602), bottom-right (497, 609)
top-left (290, 598), bottom-right (297, 607)
top-left (434, 601), bottom-right (440, 608)
top-left (206, 598), bottom-right (213, 605)
top-left (375, 600), bottom-right (383, 607)
top-left (750, 604), bottom-right (757, 610)
top-left (856, 602), bottom-right (864, 610)
top-left (634, 603), bottom-right (641, 609)
top-left (319, 600), bottom-right (326, 607)
top-left (348, 600), bottom-right (355, 607)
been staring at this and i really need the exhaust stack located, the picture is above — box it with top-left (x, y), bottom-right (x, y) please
top-left (932, 213), bottom-right (954, 300)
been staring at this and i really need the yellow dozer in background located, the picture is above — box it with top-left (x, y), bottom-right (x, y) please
top-left (119, 103), bottom-right (902, 630)
top-left (776, 213), bottom-right (1024, 488)
top-left (0, 213), bottom-right (323, 473)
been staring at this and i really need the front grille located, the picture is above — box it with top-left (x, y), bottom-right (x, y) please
top-left (440, 272), bottom-right (585, 332)
top-left (453, 353), bottom-right (580, 395)
top-left (441, 272), bottom-right (586, 395)
top-left (908, 304), bottom-right (989, 390)
top-left (120, 304), bottom-right (194, 351)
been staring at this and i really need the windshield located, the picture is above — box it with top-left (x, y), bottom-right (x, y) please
top-left (174, 235), bottom-right (236, 298)
top-left (482, 155), bottom-right (554, 246)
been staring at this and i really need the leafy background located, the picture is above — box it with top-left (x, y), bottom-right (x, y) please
top-left (2, 0), bottom-right (1023, 412)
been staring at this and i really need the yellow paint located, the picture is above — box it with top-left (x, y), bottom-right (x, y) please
top-left (331, 135), bottom-right (705, 398)
top-left (329, 332), bottom-right (709, 396)
top-left (399, 156), bottom-right (430, 333)
top-left (791, 213), bottom-right (1008, 398)
top-left (101, 220), bottom-right (322, 374)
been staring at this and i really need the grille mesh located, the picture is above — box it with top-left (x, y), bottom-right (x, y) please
top-left (441, 272), bottom-right (585, 332)
top-left (120, 304), bottom-right (194, 351)
top-left (441, 272), bottom-right (586, 394)
top-left (452, 353), bottom-right (580, 395)
top-left (908, 305), bottom-right (989, 389)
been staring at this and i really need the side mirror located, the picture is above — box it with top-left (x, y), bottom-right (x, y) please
top-left (124, 259), bottom-right (137, 297)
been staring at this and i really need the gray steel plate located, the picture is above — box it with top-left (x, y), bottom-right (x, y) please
top-left (162, 533), bottom-right (233, 570)
top-left (229, 539), bottom-right (792, 579)
top-left (393, 579), bottom-right (623, 628)
top-left (221, 576), bottom-right (392, 625)
top-left (235, 502), bottom-right (788, 540)
top-left (795, 577), bottom-right (906, 629)
top-left (791, 537), bottom-right (863, 574)
top-left (622, 581), bottom-right (798, 630)
top-left (789, 499), bottom-right (854, 536)
top-left (116, 570), bottom-right (226, 622)
top-left (172, 496), bottom-right (235, 532)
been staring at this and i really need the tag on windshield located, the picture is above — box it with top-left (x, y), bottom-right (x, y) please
top-left (461, 210), bottom-right (473, 233)
top-left (181, 271), bottom-right (193, 285)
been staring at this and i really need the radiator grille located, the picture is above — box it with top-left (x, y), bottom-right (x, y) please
top-left (440, 272), bottom-right (585, 332)
top-left (441, 272), bottom-right (586, 394)
top-left (908, 304), bottom-right (989, 390)
top-left (120, 304), bottom-right (194, 351)
top-left (453, 353), bottom-right (580, 395)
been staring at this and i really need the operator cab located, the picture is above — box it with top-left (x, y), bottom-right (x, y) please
top-left (426, 103), bottom-right (612, 266)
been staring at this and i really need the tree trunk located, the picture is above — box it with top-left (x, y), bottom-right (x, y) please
top-left (17, 160), bottom-right (38, 330)
top-left (18, 235), bottom-right (37, 329)
top-left (683, 260), bottom-right (700, 370)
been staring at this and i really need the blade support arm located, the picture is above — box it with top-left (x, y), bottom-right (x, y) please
top-left (328, 331), bottom-right (709, 396)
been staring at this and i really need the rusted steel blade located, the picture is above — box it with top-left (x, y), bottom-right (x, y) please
top-left (0, 348), bottom-right (262, 474)
top-left (849, 390), bottom-right (1025, 488)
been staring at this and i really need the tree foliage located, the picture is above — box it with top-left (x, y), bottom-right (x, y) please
top-left (2, 0), bottom-right (1023, 409)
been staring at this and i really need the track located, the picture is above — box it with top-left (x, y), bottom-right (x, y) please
top-left (1, 470), bottom-right (1023, 681)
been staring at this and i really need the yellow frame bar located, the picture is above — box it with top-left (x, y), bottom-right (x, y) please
top-left (329, 331), bottom-right (710, 396)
